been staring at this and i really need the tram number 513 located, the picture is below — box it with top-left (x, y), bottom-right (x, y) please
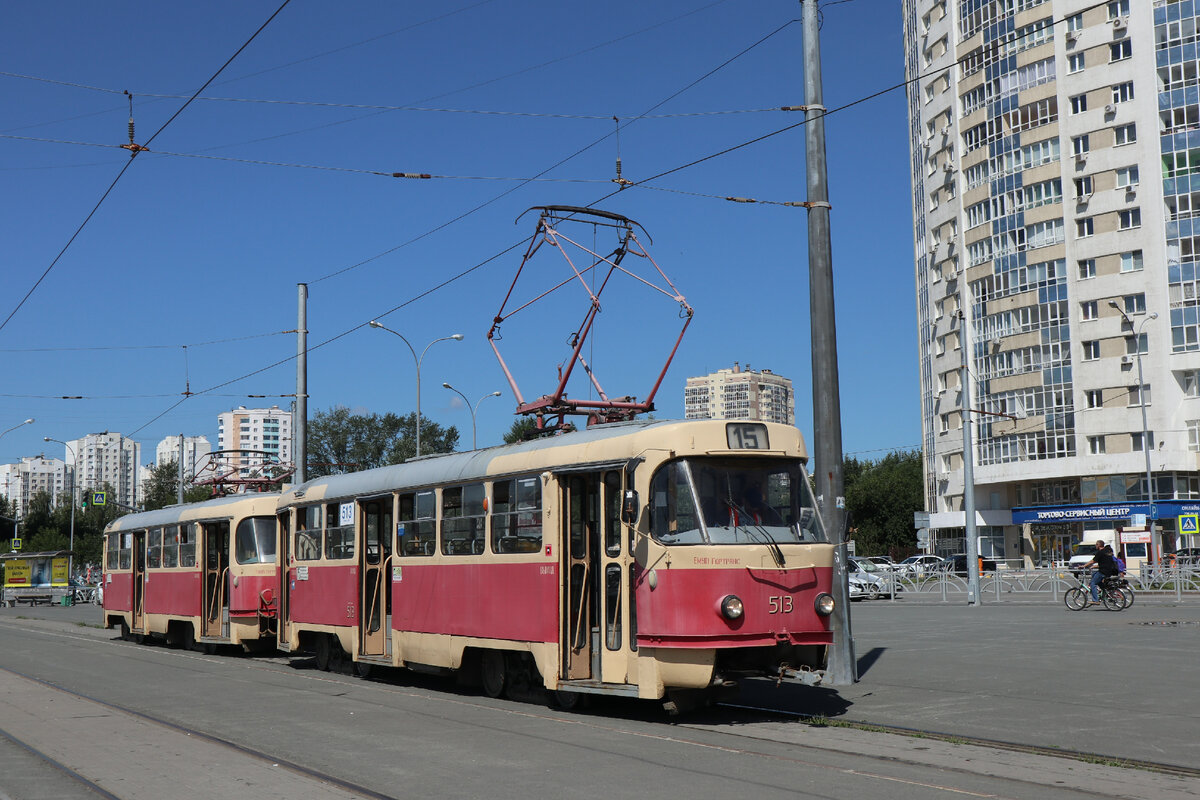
top-left (767, 596), bottom-right (793, 614)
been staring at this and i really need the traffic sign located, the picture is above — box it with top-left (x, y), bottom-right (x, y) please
top-left (1179, 513), bottom-right (1199, 535)
top-left (93, 491), bottom-right (107, 507)
top-left (10, 537), bottom-right (21, 551)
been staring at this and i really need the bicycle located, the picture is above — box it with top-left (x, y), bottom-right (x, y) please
top-left (1064, 572), bottom-right (1128, 611)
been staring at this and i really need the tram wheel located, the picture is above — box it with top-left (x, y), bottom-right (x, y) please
top-left (553, 689), bottom-right (587, 711)
top-left (328, 638), bottom-right (346, 672)
top-left (182, 625), bottom-right (196, 652)
top-left (355, 661), bottom-right (373, 679)
top-left (133, 633), bottom-right (145, 645)
top-left (203, 642), bottom-right (218, 655)
top-left (118, 620), bottom-right (131, 641)
top-left (314, 634), bottom-right (332, 671)
top-left (481, 651), bottom-right (507, 698)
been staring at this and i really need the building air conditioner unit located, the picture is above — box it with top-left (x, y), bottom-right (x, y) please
top-left (1124, 185), bottom-right (1137, 197)
top-left (1075, 151), bottom-right (1087, 163)
top-left (1105, 103), bottom-right (1117, 115)
top-left (943, 161), bottom-right (956, 173)
top-left (941, 125), bottom-right (951, 136)
top-left (990, 337), bottom-right (1002, 350)
top-left (1112, 17), bottom-right (1127, 30)
top-left (1121, 354), bottom-right (1136, 365)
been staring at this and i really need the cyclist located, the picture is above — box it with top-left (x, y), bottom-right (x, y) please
top-left (1081, 540), bottom-right (1119, 602)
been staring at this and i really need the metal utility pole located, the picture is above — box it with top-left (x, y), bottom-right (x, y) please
top-left (177, 434), bottom-right (185, 505)
top-left (960, 311), bottom-right (981, 605)
top-left (801, 0), bottom-right (854, 684)
top-left (295, 283), bottom-right (308, 485)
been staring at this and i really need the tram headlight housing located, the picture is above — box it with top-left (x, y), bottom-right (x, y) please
top-left (814, 593), bottom-right (835, 616)
top-left (720, 594), bottom-right (744, 620)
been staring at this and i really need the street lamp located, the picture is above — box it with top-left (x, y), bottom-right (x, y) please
top-left (0, 418), bottom-right (34, 442)
top-left (43, 436), bottom-right (76, 583)
top-left (442, 383), bottom-right (502, 450)
top-left (368, 321), bottom-right (463, 457)
top-left (1109, 302), bottom-right (1160, 553)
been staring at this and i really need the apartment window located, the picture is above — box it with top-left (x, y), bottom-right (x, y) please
top-left (1123, 294), bottom-right (1146, 314)
top-left (1115, 167), bottom-right (1139, 188)
top-left (1072, 135), bottom-right (1090, 156)
top-left (1182, 369), bottom-right (1200, 397)
top-left (1077, 217), bottom-right (1094, 237)
top-left (1068, 53), bottom-right (1085, 73)
top-left (935, 299), bottom-right (945, 320)
top-left (1074, 176), bottom-right (1093, 197)
top-left (1114, 123), bottom-right (1136, 145)
top-left (1070, 94), bottom-right (1088, 115)
top-left (1132, 432), bottom-right (1153, 452)
top-left (1111, 82), bottom-right (1134, 104)
top-left (1107, 0), bottom-right (1129, 18)
top-left (1081, 301), bottom-right (1099, 320)
top-left (1078, 258), bottom-right (1096, 279)
top-left (1110, 40), bottom-right (1131, 62)
top-left (925, 83), bottom-right (935, 103)
top-left (1067, 13), bottom-right (1083, 32)
top-left (1085, 389), bottom-right (1103, 409)
top-left (1083, 340), bottom-right (1101, 360)
top-left (1189, 421), bottom-right (1200, 452)
top-left (1120, 250), bottom-right (1143, 272)
top-left (1087, 436), bottom-right (1106, 455)
top-left (939, 414), bottom-right (950, 434)
top-left (1118, 208), bottom-right (1141, 230)
top-left (1125, 334), bottom-right (1148, 355)
top-left (1128, 384), bottom-right (1151, 407)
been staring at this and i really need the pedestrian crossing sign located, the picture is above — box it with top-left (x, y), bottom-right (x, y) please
top-left (1180, 513), bottom-right (1199, 535)
top-left (93, 491), bottom-right (107, 506)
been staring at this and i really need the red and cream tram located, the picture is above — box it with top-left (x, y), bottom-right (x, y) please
top-left (102, 493), bottom-right (280, 651)
top-left (276, 418), bottom-right (836, 706)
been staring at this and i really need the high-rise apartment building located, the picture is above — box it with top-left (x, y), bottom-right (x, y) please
top-left (216, 406), bottom-right (293, 478)
top-left (684, 363), bottom-right (795, 425)
top-left (905, 0), bottom-right (1200, 567)
top-left (154, 435), bottom-right (213, 481)
top-left (64, 432), bottom-right (140, 510)
top-left (0, 456), bottom-right (69, 517)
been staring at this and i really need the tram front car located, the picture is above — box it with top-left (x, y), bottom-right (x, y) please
top-left (632, 420), bottom-right (836, 697)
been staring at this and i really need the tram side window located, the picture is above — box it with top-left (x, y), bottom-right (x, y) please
top-left (236, 517), bottom-right (278, 564)
top-left (491, 476), bottom-right (542, 553)
top-left (295, 506), bottom-right (323, 561)
top-left (179, 524), bottom-right (196, 568)
top-left (147, 528), bottom-right (163, 569)
top-left (325, 503), bottom-right (355, 560)
top-left (442, 484), bottom-right (485, 555)
top-left (106, 534), bottom-right (119, 571)
top-left (119, 533), bottom-right (132, 570)
top-left (604, 471), bottom-right (622, 557)
top-left (162, 526), bottom-right (179, 568)
top-left (398, 491), bottom-right (436, 556)
top-left (605, 563), bottom-right (622, 650)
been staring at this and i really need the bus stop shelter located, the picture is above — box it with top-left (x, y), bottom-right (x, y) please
top-left (1, 550), bottom-right (74, 606)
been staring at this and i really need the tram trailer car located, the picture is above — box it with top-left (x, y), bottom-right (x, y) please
top-left (102, 493), bottom-right (281, 651)
top-left (276, 419), bottom-right (836, 707)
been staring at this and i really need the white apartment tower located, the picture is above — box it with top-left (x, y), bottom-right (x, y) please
top-left (0, 456), bottom-right (69, 518)
top-left (64, 432), bottom-right (140, 510)
top-left (216, 406), bottom-right (293, 478)
top-left (154, 435), bottom-right (213, 480)
top-left (684, 363), bottom-right (795, 425)
top-left (905, 0), bottom-right (1200, 566)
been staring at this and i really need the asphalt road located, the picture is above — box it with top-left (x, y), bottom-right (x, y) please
top-left (0, 600), bottom-right (1197, 799)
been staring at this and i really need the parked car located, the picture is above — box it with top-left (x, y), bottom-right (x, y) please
top-left (897, 554), bottom-right (943, 575)
top-left (936, 553), bottom-right (997, 576)
top-left (847, 558), bottom-right (888, 599)
top-left (865, 555), bottom-right (898, 571)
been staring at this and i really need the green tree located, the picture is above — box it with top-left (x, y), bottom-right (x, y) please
top-left (502, 417), bottom-right (540, 444)
top-left (143, 460), bottom-right (212, 511)
top-left (307, 405), bottom-right (459, 478)
top-left (843, 450), bottom-right (924, 559)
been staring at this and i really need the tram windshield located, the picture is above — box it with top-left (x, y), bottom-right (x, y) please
top-left (235, 516), bottom-right (277, 564)
top-left (649, 457), bottom-right (827, 545)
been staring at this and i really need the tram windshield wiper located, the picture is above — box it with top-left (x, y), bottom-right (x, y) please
top-left (724, 496), bottom-right (786, 568)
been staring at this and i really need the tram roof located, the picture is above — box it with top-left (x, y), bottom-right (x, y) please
top-left (105, 492), bottom-right (279, 533)
top-left (282, 418), bottom-right (686, 504)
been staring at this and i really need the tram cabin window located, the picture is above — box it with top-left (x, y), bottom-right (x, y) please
top-left (236, 517), bottom-right (277, 564)
top-left (442, 484), bottom-right (485, 555)
top-left (119, 534), bottom-right (132, 570)
top-left (604, 472), bottom-right (622, 556)
top-left (325, 503), bottom-right (354, 560)
top-left (295, 506), bottom-right (323, 561)
top-left (147, 528), bottom-right (163, 569)
top-left (398, 491), bottom-right (436, 556)
top-left (179, 524), bottom-right (197, 568)
top-left (491, 476), bottom-right (542, 553)
top-left (106, 534), bottom-right (119, 571)
top-left (161, 526), bottom-right (179, 568)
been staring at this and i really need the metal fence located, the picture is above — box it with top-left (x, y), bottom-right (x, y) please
top-left (873, 565), bottom-right (1200, 603)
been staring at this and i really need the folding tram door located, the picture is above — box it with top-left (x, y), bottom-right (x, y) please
top-left (560, 471), bottom-right (627, 686)
top-left (277, 511), bottom-right (291, 645)
top-left (131, 531), bottom-right (146, 633)
top-left (201, 521), bottom-right (229, 639)
top-left (358, 498), bottom-right (392, 660)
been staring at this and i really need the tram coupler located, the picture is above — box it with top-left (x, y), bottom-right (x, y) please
top-left (777, 663), bottom-right (823, 687)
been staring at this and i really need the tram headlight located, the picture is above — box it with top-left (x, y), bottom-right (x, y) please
top-left (814, 593), bottom-right (835, 616)
top-left (720, 594), bottom-right (744, 620)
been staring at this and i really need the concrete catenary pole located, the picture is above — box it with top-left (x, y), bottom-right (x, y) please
top-left (295, 284), bottom-right (308, 486)
top-left (801, 0), bottom-right (854, 684)
top-left (177, 434), bottom-right (184, 505)
top-left (960, 310), bottom-right (981, 604)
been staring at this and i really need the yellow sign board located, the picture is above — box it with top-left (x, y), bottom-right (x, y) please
top-left (4, 559), bottom-right (30, 587)
top-left (1179, 513), bottom-right (1199, 536)
top-left (51, 557), bottom-right (69, 586)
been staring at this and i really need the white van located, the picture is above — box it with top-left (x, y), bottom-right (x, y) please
top-left (1068, 531), bottom-right (1116, 573)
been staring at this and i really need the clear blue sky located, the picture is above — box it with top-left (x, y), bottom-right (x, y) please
top-left (1, 0), bottom-right (918, 469)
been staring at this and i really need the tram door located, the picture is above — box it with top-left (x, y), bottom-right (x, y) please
top-left (562, 474), bottom-right (600, 680)
top-left (202, 522), bottom-right (229, 638)
top-left (131, 531), bottom-right (146, 632)
top-left (277, 512), bottom-right (291, 644)
top-left (359, 499), bottom-right (392, 657)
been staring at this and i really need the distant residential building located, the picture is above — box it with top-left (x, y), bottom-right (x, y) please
top-left (64, 433), bottom-right (141, 510)
top-left (684, 363), bottom-right (795, 425)
top-left (154, 435), bottom-right (212, 480)
top-left (217, 406), bottom-right (293, 478)
top-left (0, 456), bottom-right (69, 518)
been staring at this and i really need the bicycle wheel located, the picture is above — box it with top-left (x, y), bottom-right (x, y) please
top-left (1064, 587), bottom-right (1087, 610)
top-left (1119, 586), bottom-right (1134, 609)
top-left (1102, 588), bottom-right (1125, 611)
